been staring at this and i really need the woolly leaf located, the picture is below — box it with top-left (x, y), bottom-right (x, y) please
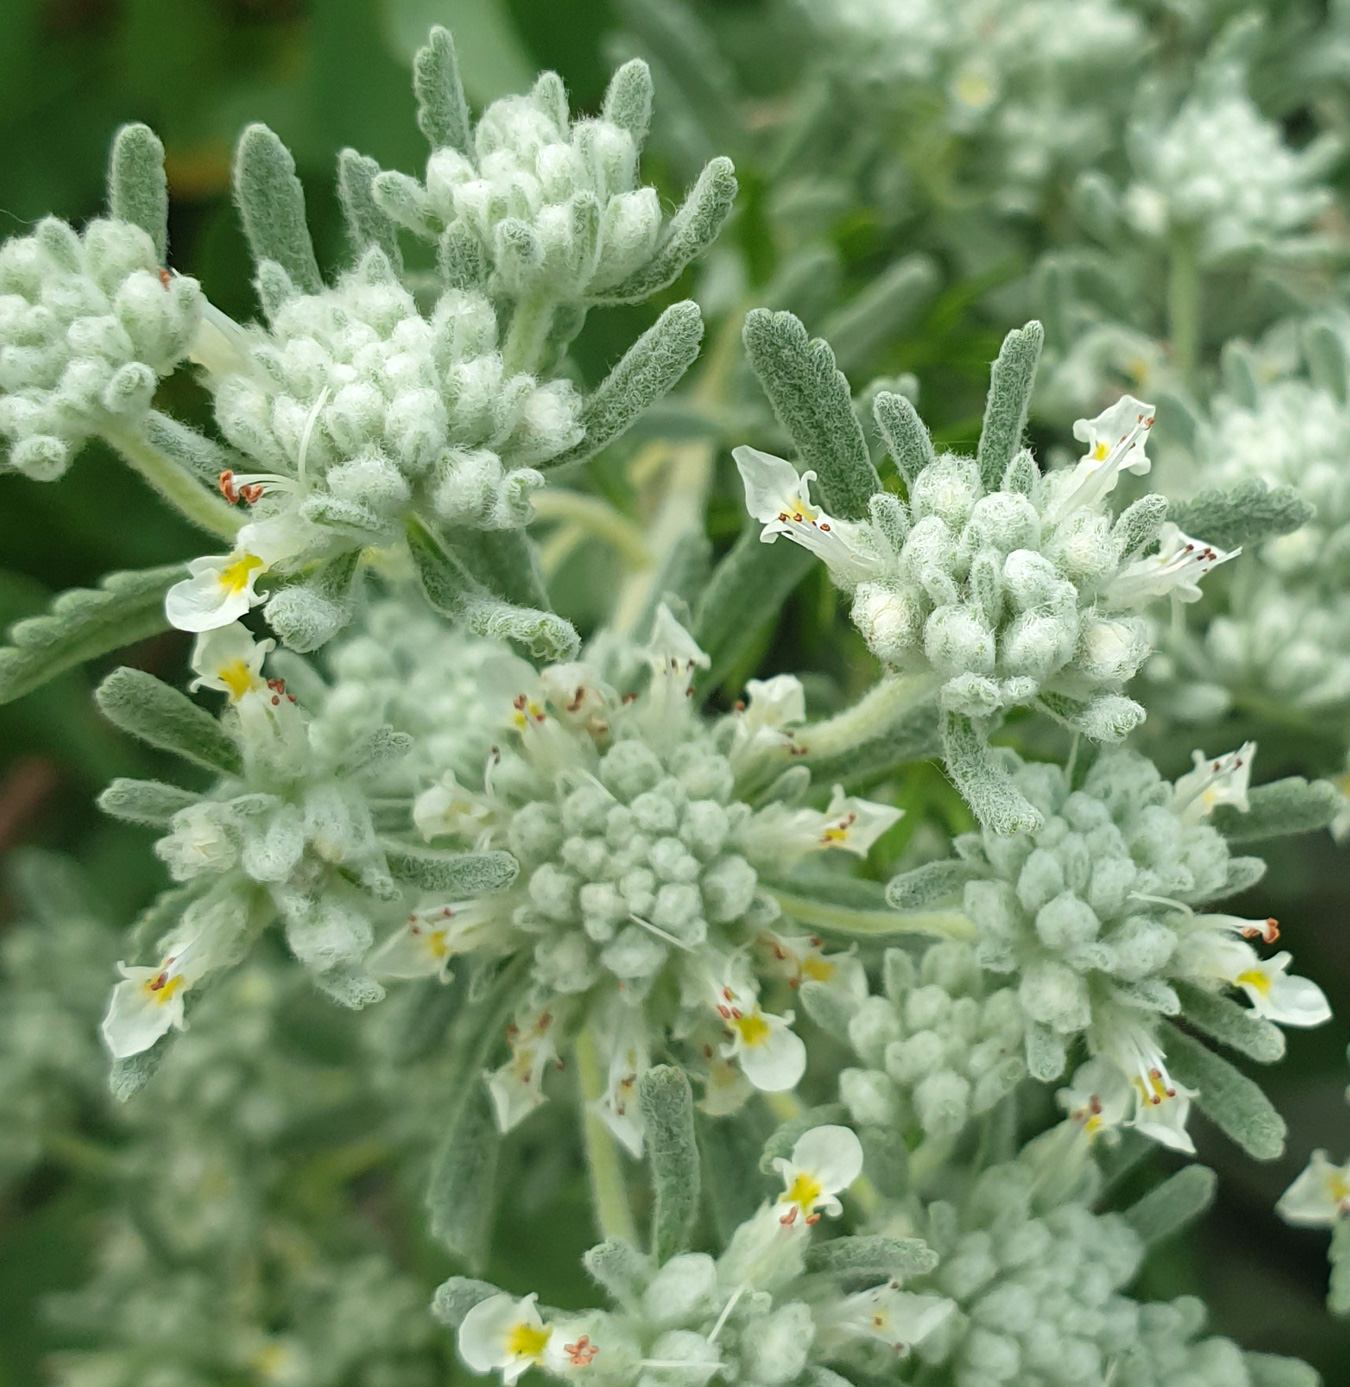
top-left (799, 980), bottom-right (854, 1043)
top-left (430, 1276), bottom-right (502, 1330)
top-left (109, 1033), bottom-right (170, 1103)
top-left (698, 1108), bottom-right (771, 1243)
top-left (427, 1085), bottom-right (500, 1271)
top-left (602, 59), bottom-right (655, 148)
top-left (450, 528), bottom-right (551, 611)
top-left (583, 1239), bottom-right (650, 1305)
top-left (142, 411), bottom-right (235, 485)
top-left (805, 1235), bottom-right (938, 1279)
top-left (941, 712), bottom-right (1042, 835)
top-left (544, 301), bottom-right (705, 470)
top-left (232, 124), bottom-right (321, 293)
top-left (1245, 1353), bottom-right (1323, 1387)
top-left (1303, 318), bottom-right (1349, 404)
top-left (1112, 494), bottom-right (1169, 558)
top-left (107, 123), bottom-right (169, 263)
top-left (337, 149), bottom-right (402, 266)
top-left (0, 564), bottom-right (183, 706)
top-left (1172, 982), bottom-right (1285, 1063)
top-left (1166, 479), bottom-right (1313, 551)
top-left (414, 27), bottom-right (472, 154)
top-left (742, 308), bottom-right (879, 520)
top-left (820, 255), bottom-right (940, 373)
top-left (1330, 1218), bottom-right (1350, 1316)
top-left (759, 1104), bottom-right (848, 1173)
top-left (381, 843), bottom-right (519, 894)
top-left (97, 778), bottom-right (199, 828)
top-left (977, 322), bottom-right (1043, 492)
top-left (461, 592), bottom-right (581, 663)
top-left (886, 860), bottom-right (981, 910)
top-left (1164, 1024), bottom-right (1286, 1160)
top-left (873, 390), bottom-right (936, 486)
top-left (96, 668), bottom-right (242, 776)
top-left (596, 157), bottom-right (737, 304)
top-left (1211, 778), bottom-right (1340, 843)
top-left (1124, 1165), bottom-right (1216, 1246)
top-left (638, 1066), bottom-right (700, 1262)
top-left (439, 221), bottom-right (488, 290)
top-left (801, 703), bottom-right (942, 792)
top-left (694, 525), bottom-right (815, 691)
top-left (337, 725), bottom-right (413, 779)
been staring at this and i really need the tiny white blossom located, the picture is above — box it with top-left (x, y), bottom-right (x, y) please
top-left (1106, 523), bottom-right (1239, 607)
top-left (458, 1293), bottom-right (552, 1384)
top-left (732, 446), bottom-right (884, 586)
top-left (1277, 1150), bottom-right (1350, 1227)
top-left (729, 674), bottom-right (807, 773)
top-left (821, 1285), bottom-right (955, 1355)
top-left (100, 946), bottom-right (207, 1059)
top-left (712, 974), bottom-right (806, 1093)
top-left (772, 1124), bottom-right (863, 1226)
top-left (166, 551), bottom-right (269, 632)
top-left (739, 785), bottom-right (902, 864)
top-left (486, 1007), bottom-right (560, 1132)
top-left (1192, 935), bottom-right (1332, 1028)
top-left (1092, 1026), bottom-right (1197, 1154)
top-left (414, 771), bottom-right (497, 844)
top-left (1172, 742), bottom-right (1257, 820)
top-left (370, 901), bottom-right (503, 982)
top-left (1045, 395), bottom-right (1156, 523)
top-left (189, 621), bottom-right (274, 702)
top-left (155, 802), bottom-right (236, 881)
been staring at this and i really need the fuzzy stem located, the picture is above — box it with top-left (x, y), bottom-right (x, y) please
top-left (576, 1022), bottom-right (639, 1246)
top-left (1167, 227), bottom-right (1201, 391)
top-left (531, 490), bottom-right (652, 567)
top-left (502, 295), bottom-right (556, 376)
top-left (799, 674), bottom-right (940, 763)
top-left (766, 888), bottom-right (975, 941)
top-left (104, 421), bottom-right (242, 541)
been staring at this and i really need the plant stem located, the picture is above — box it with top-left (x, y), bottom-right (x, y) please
top-left (799, 674), bottom-right (940, 763)
top-left (1167, 227), bottom-right (1201, 391)
top-left (503, 296), bottom-right (556, 376)
top-left (767, 888), bottom-right (976, 941)
top-left (575, 1022), bottom-right (639, 1246)
top-left (104, 421), bottom-right (242, 542)
top-left (531, 490), bottom-right (652, 567)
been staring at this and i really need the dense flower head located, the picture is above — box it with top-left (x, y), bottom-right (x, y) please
top-left (929, 745), bottom-right (1330, 1146)
top-left (841, 939), bottom-right (1026, 1140)
top-left (379, 609), bottom-right (897, 1137)
top-left (0, 216), bottom-right (200, 480)
top-left (736, 395), bottom-right (1234, 743)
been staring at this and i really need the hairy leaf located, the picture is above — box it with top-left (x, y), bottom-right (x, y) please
top-left (96, 668), bottom-right (242, 776)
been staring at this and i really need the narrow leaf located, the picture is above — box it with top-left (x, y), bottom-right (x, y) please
top-left (97, 778), bottom-right (199, 828)
top-left (108, 123), bottom-right (168, 263)
top-left (583, 1239), bottom-right (650, 1305)
top-left (977, 321), bottom-right (1044, 491)
top-left (637, 1066), bottom-right (700, 1262)
top-left (1171, 981), bottom-right (1285, 1063)
top-left (886, 860), bottom-right (981, 910)
top-left (461, 592), bottom-right (581, 663)
top-left (427, 1086), bottom-right (500, 1271)
top-left (0, 564), bottom-right (183, 706)
top-left (1211, 778), bottom-right (1340, 843)
top-left (602, 59), bottom-right (655, 147)
top-left (337, 149), bottom-right (402, 266)
top-left (1164, 1024), bottom-right (1286, 1161)
top-left (742, 308), bottom-right (878, 520)
top-left (232, 124), bottom-right (322, 293)
top-left (1124, 1165), bottom-right (1216, 1246)
top-left (873, 390), bottom-right (936, 486)
top-left (381, 843), bottom-right (519, 895)
top-left (414, 27), bottom-right (472, 153)
top-left (1166, 479), bottom-right (1313, 551)
top-left (805, 1235), bottom-right (938, 1279)
top-left (820, 255), bottom-right (939, 373)
top-left (941, 711), bottom-right (1042, 835)
top-left (95, 668), bottom-right (242, 776)
top-left (430, 1277), bottom-right (502, 1330)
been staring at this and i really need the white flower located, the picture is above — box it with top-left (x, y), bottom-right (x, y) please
top-left (712, 974), bottom-right (806, 1093)
top-left (1277, 1150), bottom-right (1350, 1227)
top-left (100, 947), bottom-right (207, 1059)
top-left (189, 621), bottom-right (274, 702)
top-left (740, 785), bottom-right (902, 864)
top-left (647, 603), bottom-right (710, 676)
top-left (732, 446), bottom-right (884, 586)
top-left (1058, 1056), bottom-right (1132, 1142)
top-left (458, 1293), bottom-right (552, 1384)
top-left (729, 675), bottom-right (807, 773)
top-left (589, 998), bottom-right (651, 1157)
top-left (1092, 1026), bottom-right (1197, 1155)
top-left (1106, 523), bottom-right (1239, 608)
top-left (820, 1285), bottom-right (955, 1355)
top-left (1172, 742), bottom-right (1256, 821)
top-left (165, 550), bottom-right (269, 632)
top-left (1046, 395), bottom-right (1155, 522)
top-left (772, 1124), bottom-right (863, 1226)
top-left (486, 1007), bottom-right (560, 1132)
top-left (1191, 935), bottom-right (1331, 1028)
top-left (763, 931), bottom-right (866, 1000)
top-left (817, 785), bottom-right (903, 856)
top-left (414, 771), bottom-right (497, 844)
top-left (370, 901), bottom-right (503, 982)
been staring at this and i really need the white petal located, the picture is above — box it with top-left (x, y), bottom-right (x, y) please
top-left (1277, 1150), bottom-right (1350, 1228)
top-left (732, 446), bottom-right (808, 525)
top-left (100, 968), bottom-right (186, 1059)
top-left (737, 1018), bottom-right (806, 1092)
top-left (1260, 967), bottom-right (1332, 1028)
top-left (744, 674), bottom-right (806, 730)
top-left (788, 1124), bottom-right (863, 1194)
top-left (165, 560), bottom-right (259, 633)
top-left (458, 1294), bottom-right (543, 1374)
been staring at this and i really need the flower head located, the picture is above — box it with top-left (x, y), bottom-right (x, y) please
top-left (1172, 742), bottom-right (1256, 821)
top-left (772, 1124), bottom-right (863, 1225)
top-left (458, 1293), bottom-right (553, 1384)
top-left (713, 974), bottom-right (806, 1094)
top-left (190, 621), bottom-right (274, 702)
top-left (1277, 1151), bottom-right (1350, 1228)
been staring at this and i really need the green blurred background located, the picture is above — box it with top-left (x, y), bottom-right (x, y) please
top-left (0, 0), bottom-right (1348, 1382)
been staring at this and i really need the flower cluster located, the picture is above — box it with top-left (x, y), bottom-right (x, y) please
top-left (377, 608), bottom-right (896, 1138)
top-left (891, 745), bottom-right (1328, 1153)
top-left (0, 215), bottom-right (200, 480)
top-left (447, 1124), bottom-right (955, 1385)
top-left (840, 939), bottom-right (1026, 1141)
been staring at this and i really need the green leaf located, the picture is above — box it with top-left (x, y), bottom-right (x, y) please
top-left (1211, 778), bottom-right (1340, 843)
top-left (805, 1235), bottom-right (938, 1279)
top-left (798, 980), bottom-right (856, 1043)
top-left (1166, 479), bottom-right (1313, 552)
top-left (977, 321), bottom-right (1043, 492)
top-left (819, 255), bottom-right (939, 374)
top-left (110, 1033), bottom-right (170, 1103)
top-left (637, 1066), bottom-right (700, 1262)
top-left (742, 308), bottom-right (879, 520)
top-left (1330, 1218), bottom-right (1350, 1316)
top-left (583, 1239), bottom-right (650, 1305)
top-left (693, 525), bottom-right (814, 692)
top-left (95, 668), bottom-right (242, 777)
top-left (413, 26), bottom-right (472, 153)
top-left (873, 390), bottom-right (936, 486)
top-left (337, 725), bottom-right (413, 779)
top-left (232, 124), bottom-right (322, 293)
top-left (107, 123), bottom-right (168, 263)
top-left (543, 301), bottom-right (705, 470)
top-left (141, 411), bottom-right (235, 485)
top-left (430, 1276), bottom-right (502, 1329)
top-left (97, 777), bottom-right (199, 828)
top-left (698, 1107), bottom-right (771, 1243)
top-left (1124, 1165), bottom-right (1216, 1246)
top-left (388, 0), bottom-right (534, 106)
top-left (0, 564), bottom-right (183, 707)
top-left (337, 149), bottom-right (402, 266)
top-left (381, 843), bottom-right (519, 894)
top-left (1171, 981), bottom-right (1285, 1063)
top-left (427, 1085), bottom-right (500, 1271)
top-left (1164, 1024), bottom-right (1286, 1161)
top-left (886, 860), bottom-right (981, 910)
top-left (1112, 494), bottom-right (1169, 558)
top-left (596, 157), bottom-right (737, 305)
top-left (602, 59), bottom-right (655, 148)
top-left (941, 711), bottom-right (1042, 835)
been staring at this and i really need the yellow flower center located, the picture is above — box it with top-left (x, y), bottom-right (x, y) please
top-left (1329, 1172), bottom-right (1350, 1204)
top-left (217, 658), bottom-right (258, 701)
top-left (425, 928), bottom-right (449, 960)
top-left (1235, 968), bottom-right (1271, 997)
top-left (218, 552), bottom-right (264, 594)
top-left (506, 1321), bottom-right (552, 1360)
top-left (821, 825), bottom-right (850, 845)
top-left (781, 1171), bottom-right (823, 1212)
top-left (731, 1010), bottom-right (771, 1048)
top-left (140, 971), bottom-right (184, 1006)
top-left (800, 954), bottom-right (835, 983)
top-left (1091, 441), bottom-right (1110, 461)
